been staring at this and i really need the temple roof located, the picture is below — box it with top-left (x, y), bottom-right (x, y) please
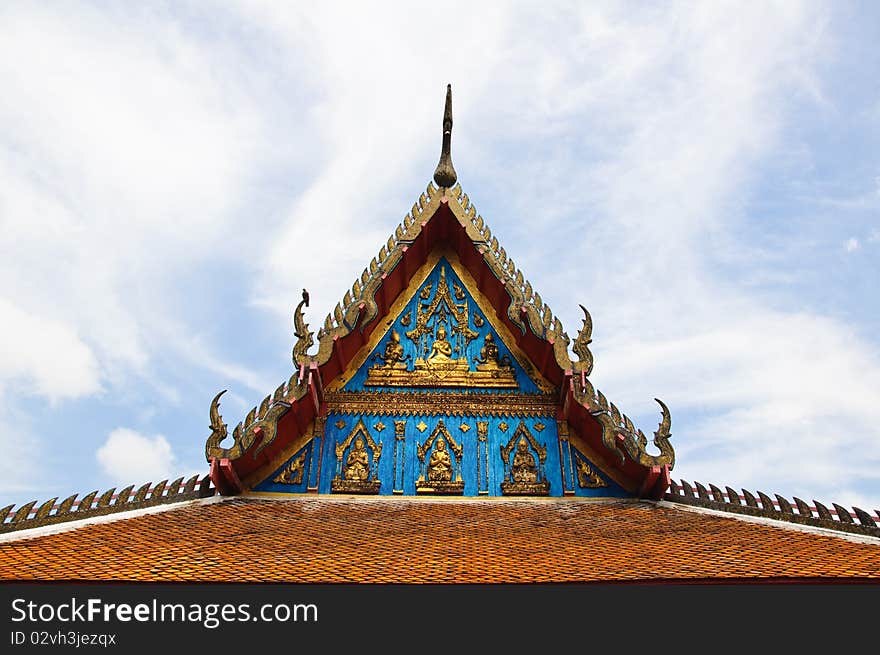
top-left (1, 495), bottom-right (878, 582)
top-left (2, 87), bottom-right (877, 582)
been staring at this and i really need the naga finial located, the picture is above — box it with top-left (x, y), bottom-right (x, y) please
top-left (205, 389), bottom-right (229, 460)
top-left (433, 84), bottom-right (457, 189)
top-left (572, 304), bottom-right (594, 374)
top-left (292, 289), bottom-right (313, 366)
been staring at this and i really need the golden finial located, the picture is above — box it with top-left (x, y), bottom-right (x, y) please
top-left (433, 84), bottom-right (457, 189)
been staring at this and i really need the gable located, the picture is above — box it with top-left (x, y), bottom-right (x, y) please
top-left (206, 181), bottom-right (673, 501)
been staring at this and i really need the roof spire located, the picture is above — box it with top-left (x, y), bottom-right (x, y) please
top-left (433, 84), bottom-right (457, 189)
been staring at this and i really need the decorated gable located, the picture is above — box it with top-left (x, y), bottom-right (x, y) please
top-left (210, 88), bottom-right (673, 504)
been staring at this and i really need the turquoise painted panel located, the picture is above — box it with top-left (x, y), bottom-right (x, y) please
top-left (569, 445), bottom-right (629, 498)
top-left (343, 258), bottom-right (542, 394)
top-left (253, 440), bottom-right (316, 494)
top-left (314, 413), bottom-right (631, 497)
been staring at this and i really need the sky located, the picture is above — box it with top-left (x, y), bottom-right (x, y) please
top-left (1, 1), bottom-right (878, 512)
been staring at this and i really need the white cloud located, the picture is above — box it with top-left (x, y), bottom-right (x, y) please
top-left (845, 237), bottom-right (860, 252)
top-left (96, 428), bottom-right (177, 485)
top-left (0, 3), bottom-right (267, 395)
top-left (0, 297), bottom-right (101, 401)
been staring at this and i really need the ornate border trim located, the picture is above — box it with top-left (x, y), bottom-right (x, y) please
top-left (326, 391), bottom-right (557, 417)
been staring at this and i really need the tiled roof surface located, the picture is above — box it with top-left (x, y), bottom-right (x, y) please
top-left (1, 497), bottom-right (878, 582)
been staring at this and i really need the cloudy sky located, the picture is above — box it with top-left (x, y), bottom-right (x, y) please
top-left (1, 1), bottom-right (878, 511)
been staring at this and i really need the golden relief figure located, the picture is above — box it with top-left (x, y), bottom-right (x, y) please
top-left (331, 418), bottom-right (382, 494)
top-left (427, 438), bottom-right (453, 481)
top-left (416, 420), bottom-right (464, 494)
top-left (500, 422), bottom-right (550, 496)
top-left (511, 438), bottom-right (538, 484)
top-left (474, 333), bottom-right (513, 372)
top-left (344, 437), bottom-right (370, 481)
top-left (272, 452), bottom-right (306, 485)
top-left (364, 266), bottom-right (517, 388)
top-left (371, 330), bottom-right (408, 369)
top-left (576, 459), bottom-right (608, 489)
top-left (428, 324), bottom-right (453, 361)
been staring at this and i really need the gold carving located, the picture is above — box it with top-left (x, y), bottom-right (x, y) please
top-left (416, 420), bottom-right (464, 494)
top-left (325, 249), bottom-right (555, 394)
top-left (416, 420), bottom-right (428, 433)
top-left (364, 265), bottom-right (517, 389)
top-left (572, 304), bottom-right (594, 375)
top-left (292, 289), bottom-right (313, 366)
top-left (459, 423), bottom-right (470, 433)
top-left (345, 439), bottom-right (370, 481)
top-left (370, 330), bottom-right (409, 369)
top-left (500, 422), bottom-right (550, 496)
top-left (335, 419), bottom-right (346, 430)
top-left (331, 418), bottom-right (382, 494)
top-left (428, 439), bottom-right (453, 481)
top-left (428, 323), bottom-right (454, 361)
top-left (374, 421), bottom-right (386, 432)
top-left (393, 420), bottom-right (406, 493)
top-left (273, 453), bottom-right (306, 485)
top-left (512, 439), bottom-right (538, 483)
top-left (498, 422), bottom-right (509, 432)
top-left (326, 391), bottom-right (557, 418)
top-left (576, 459), bottom-right (608, 489)
top-left (473, 332), bottom-right (513, 373)
top-left (534, 423), bottom-right (545, 432)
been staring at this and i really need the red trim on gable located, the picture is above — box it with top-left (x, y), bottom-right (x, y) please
top-left (209, 457), bottom-right (243, 496)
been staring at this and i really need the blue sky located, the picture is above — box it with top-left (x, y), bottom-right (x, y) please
top-left (1, 1), bottom-right (878, 511)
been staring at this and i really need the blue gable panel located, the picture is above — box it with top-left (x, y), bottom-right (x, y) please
top-left (319, 413), bottom-right (570, 497)
top-left (568, 446), bottom-right (629, 498)
top-left (253, 440), bottom-right (315, 494)
top-left (343, 258), bottom-right (542, 394)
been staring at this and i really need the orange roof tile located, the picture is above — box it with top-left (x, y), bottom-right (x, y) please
top-left (0, 497), bottom-right (878, 583)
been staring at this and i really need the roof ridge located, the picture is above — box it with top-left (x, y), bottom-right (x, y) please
top-left (0, 474), bottom-right (214, 535)
top-left (666, 478), bottom-right (880, 538)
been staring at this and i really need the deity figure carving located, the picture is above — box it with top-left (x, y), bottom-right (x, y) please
top-left (272, 452), bottom-right (306, 485)
top-left (428, 324), bottom-right (454, 362)
top-left (576, 459), bottom-right (608, 488)
top-left (500, 422), bottom-right (549, 496)
top-left (474, 333), bottom-right (512, 371)
top-left (344, 436), bottom-right (370, 481)
top-left (416, 420), bottom-right (464, 494)
top-left (511, 437), bottom-right (538, 483)
top-left (427, 438), bottom-right (454, 481)
top-left (331, 419), bottom-right (382, 494)
top-left (364, 264), bottom-right (517, 388)
top-left (374, 331), bottom-right (408, 369)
